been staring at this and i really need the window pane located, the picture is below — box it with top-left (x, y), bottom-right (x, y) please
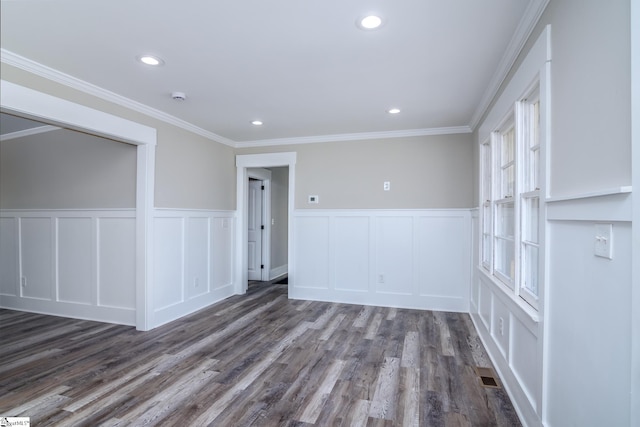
top-left (502, 164), bottom-right (515, 197)
top-left (482, 144), bottom-right (491, 200)
top-left (523, 197), bottom-right (539, 243)
top-left (482, 235), bottom-right (491, 266)
top-left (522, 244), bottom-right (539, 296)
top-left (502, 127), bottom-right (514, 163)
top-left (496, 202), bottom-right (514, 238)
top-left (483, 204), bottom-right (491, 233)
top-left (495, 238), bottom-right (515, 281)
top-left (532, 147), bottom-right (540, 190)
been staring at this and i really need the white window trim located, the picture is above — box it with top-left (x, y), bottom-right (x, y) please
top-left (477, 24), bottom-right (551, 318)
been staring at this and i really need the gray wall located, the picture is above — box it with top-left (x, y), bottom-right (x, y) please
top-left (543, 0), bottom-right (631, 196)
top-left (1, 128), bottom-right (136, 209)
top-left (269, 166), bottom-right (288, 272)
top-left (238, 133), bottom-right (474, 209)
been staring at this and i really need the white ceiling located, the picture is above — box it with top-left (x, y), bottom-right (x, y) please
top-left (0, 0), bottom-right (544, 146)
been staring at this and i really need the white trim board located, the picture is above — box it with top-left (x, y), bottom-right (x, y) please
top-left (0, 125), bottom-right (60, 141)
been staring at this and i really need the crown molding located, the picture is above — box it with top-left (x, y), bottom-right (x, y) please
top-left (0, 125), bottom-right (61, 141)
top-left (1, 49), bottom-right (236, 147)
top-left (468, 0), bottom-right (550, 130)
top-left (235, 126), bottom-right (473, 148)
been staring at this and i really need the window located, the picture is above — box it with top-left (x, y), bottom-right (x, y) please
top-left (481, 141), bottom-right (492, 269)
top-left (519, 93), bottom-right (540, 306)
top-left (480, 85), bottom-right (542, 309)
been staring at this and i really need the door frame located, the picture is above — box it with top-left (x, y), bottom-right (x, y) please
top-left (248, 168), bottom-right (272, 281)
top-left (236, 153), bottom-right (296, 294)
top-left (0, 80), bottom-right (157, 331)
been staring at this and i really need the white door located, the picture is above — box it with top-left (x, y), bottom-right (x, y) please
top-left (247, 179), bottom-right (263, 281)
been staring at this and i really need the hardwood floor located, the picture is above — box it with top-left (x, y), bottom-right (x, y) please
top-left (0, 282), bottom-right (521, 426)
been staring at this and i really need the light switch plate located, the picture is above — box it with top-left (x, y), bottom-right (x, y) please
top-left (594, 223), bottom-right (613, 259)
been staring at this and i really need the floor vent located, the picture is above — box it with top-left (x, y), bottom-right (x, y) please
top-left (475, 366), bottom-right (501, 389)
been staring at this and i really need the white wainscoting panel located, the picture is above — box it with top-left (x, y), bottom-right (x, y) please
top-left (21, 217), bottom-right (54, 300)
top-left (293, 216), bottom-right (330, 290)
top-left (291, 210), bottom-right (471, 312)
top-left (0, 217), bottom-right (19, 296)
top-left (58, 217), bottom-right (93, 305)
top-left (212, 217), bottom-right (234, 290)
top-left (186, 217), bottom-right (210, 299)
top-left (491, 295), bottom-right (510, 360)
top-left (376, 216), bottom-right (413, 295)
top-left (98, 218), bottom-right (136, 309)
top-left (0, 210), bottom-right (136, 325)
top-left (511, 318), bottom-right (539, 410)
top-left (334, 216), bottom-right (369, 292)
top-left (416, 215), bottom-right (470, 300)
top-left (152, 209), bottom-right (235, 328)
top-left (154, 217), bottom-right (184, 310)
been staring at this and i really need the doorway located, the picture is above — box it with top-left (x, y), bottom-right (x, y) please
top-left (235, 153), bottom-right (296, 294)
top-left (1, 80), bottom-right (156, 330)
top-left (247, 168), bottom-right (271, 282)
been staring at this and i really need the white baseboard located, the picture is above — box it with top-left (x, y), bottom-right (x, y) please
top-left (270, 264), bottom-right (288, 280)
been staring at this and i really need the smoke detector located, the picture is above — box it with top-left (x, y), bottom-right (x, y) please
top-left (171, 91), bottom-right (187, 101)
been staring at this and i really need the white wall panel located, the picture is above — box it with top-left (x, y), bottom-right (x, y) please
top-left (212, 217), bottom-right (233, 290)
top-left (545, 220), bottom-right (632, 427)
top-left (491, 296), bottom-right (510, 359)
top-left (154, 217), bottom-right (184, 309)
top-left (20, 217), bottom-right (53, 300)
top-left (416, 215), bottom-right (469, 299)
top-left (294, 216), bottom-right (330, 289)
top-left (478, 280), bottom-right (492, 330)
top-left (511, 318), bottom-right (539, 410)
top-left (0, 217), bottom-right (18, 295)
top-left (98, 218), bottom-right (135, 309)
top-left (334, 216), bottom-right (369, 292)
top-left (186, 217), bottom-right (209, 298)
top-left (58, 217), bottom-right (92, 304)
top-left (376, 216), bottom-right (413, 295)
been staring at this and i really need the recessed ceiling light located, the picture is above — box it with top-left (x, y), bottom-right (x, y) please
top-left (387, 108), bottom-right (401, 114)
top-left (138, 55), bottom-right (164, 66)
top-left (358, 15), bottom-right (383, 30)
top-left (251, 120), bottom-right (263, 126)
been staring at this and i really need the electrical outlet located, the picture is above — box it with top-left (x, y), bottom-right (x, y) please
top-left (498, 317), bottom-right (504, 336)
top-left (21, 277), bottom-right (26, 287)
top-left (383, 181), bottom-right (391, 191)
top-left (194, 277), bottom-right (199, 288)
top-left (378, 274), bottom-right (385, 283)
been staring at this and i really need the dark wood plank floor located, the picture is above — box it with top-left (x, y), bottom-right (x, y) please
top-left (0, 281), bottom-right (521, 426)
